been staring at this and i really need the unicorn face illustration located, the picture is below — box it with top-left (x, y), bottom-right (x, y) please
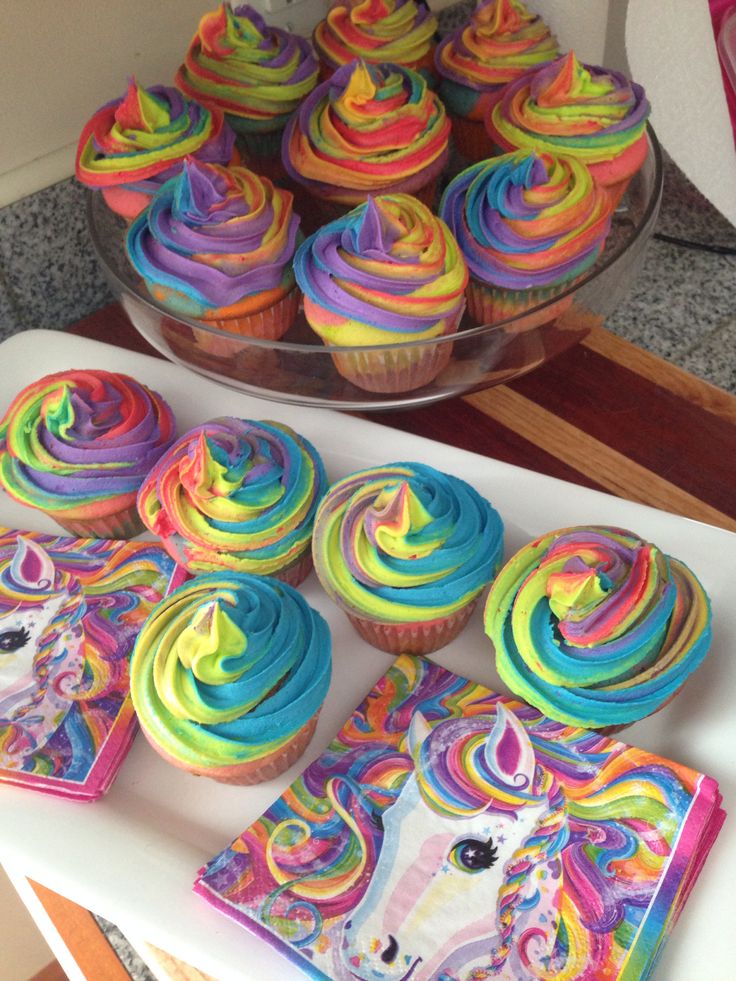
top-left (0, 537), bottom-right (86, 766)
top-left (341, 706), bottom-right (567, 981)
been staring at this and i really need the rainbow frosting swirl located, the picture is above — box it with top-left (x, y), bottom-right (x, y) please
top-left (126, 159), bottom-right (300, 318)
top-left (486, 52), bottom-right (651, 166)
top-left (435, 0), bottom-right (559, 113)
top-left (296, 193), bottom-right (468, 344)
top-left (0, 370), bottom-right (176, 523)
top-left (76, 78), bottom-right (234, 193)
top-left (440, 151), bottom-right (612, 291)
top-left (130, 572), bottom-right (331, 770)
top-left (175, 3), bottom-right (318, 134)
top-left (312, 462), bottom-right (504, 622)
top-left (485, 526), bottom-right (713, 729)
top-left (137, 417), bottom-right (327, 577)
top-left (282, 60), bottom-right (450, 203)
top-left (313, 0), bottom-right (438, 77)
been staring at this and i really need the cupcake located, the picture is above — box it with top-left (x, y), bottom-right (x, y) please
top-left (175, 3), bottom-right (318, 171)
top-left (484, 526), bottom-right (713, 731)
top-left (295, 193), bottom-right (468, 393)
top-left (137, 417), bottom-right (327, 585)
top-left (76, 78), bottom-right (236, 220)
top-left (312, 461), bottom-right (504, 654)
top-left (484, 52), bottom-right (651, 206)
top-left (130, 572), bottom-right (331, 784)
top-left (0, 370), bottom-right (176, 539)
top-left (435, 0), bottom-right (560, 161)
top-left (125, 159), bottom-right (301, 345)
top-left (282, 60), bottom-right (451, 229)
top-left (312, 0), bottom-right (439, 86)
top-left (439, 151), bottom-right (613, 326)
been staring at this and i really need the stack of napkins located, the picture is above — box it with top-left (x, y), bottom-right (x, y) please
top-left (0, 527), bottom-right (177, 801)
top-left (196, 655), bottom-right (724, 980)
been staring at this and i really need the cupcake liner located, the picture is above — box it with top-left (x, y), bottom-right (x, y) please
top-left (202, 287), bottom-right (300, 344)
top-left (465, 277), bottom-right (576, 330)
top-left (346, 599), bottom-right (478, 656)
top-left (330, 338), bottom-right (454, 394)
top-left (139, 713), bottom-right (320, 786)
top-left (53, 507), bottom-right (145, 541)
top-left (450, 114), bottom-right (495, 163)
top-left (273, 548), bottom-right (314, 588)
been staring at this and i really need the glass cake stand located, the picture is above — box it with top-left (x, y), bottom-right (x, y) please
top-left (87, 129), bottom-right (663, 411)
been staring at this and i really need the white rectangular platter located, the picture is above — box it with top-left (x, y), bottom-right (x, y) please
top-left (0, 330), bottom-right (734, 981)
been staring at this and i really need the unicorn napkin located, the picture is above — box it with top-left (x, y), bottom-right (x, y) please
top-left (195, 655), bottom-right (724, 981)
top-left (0, 527), bottom-right (178, 801)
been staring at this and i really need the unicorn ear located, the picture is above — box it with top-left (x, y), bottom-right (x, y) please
top-left (484, 703), bottom-right (536, 790)
top-left (407, 711), bottom-right (432, 759)
top-left (10, 537), bottom-right (55, 591)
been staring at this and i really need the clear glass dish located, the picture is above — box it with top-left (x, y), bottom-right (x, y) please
top-left (87, 129), bottom-right (663, 411)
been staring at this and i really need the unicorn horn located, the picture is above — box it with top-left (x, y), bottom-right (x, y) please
top-left (484, 703), bottom-right (536, 791)
top-left (407, 710), bottom-right (432, 759)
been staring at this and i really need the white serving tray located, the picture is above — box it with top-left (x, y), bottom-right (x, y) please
top-left (0, 330), bottom-right (733, 981)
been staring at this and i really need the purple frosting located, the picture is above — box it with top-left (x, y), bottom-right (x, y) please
top-left (126, 158), bottom-right (300, 311)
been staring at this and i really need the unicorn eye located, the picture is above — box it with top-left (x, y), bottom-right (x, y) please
top-left (0, 627), bottom-right (31, 653)
top-left (449, 837), bottom-right (498, 873)
top-left (369, 808), bottom-right (384, 833)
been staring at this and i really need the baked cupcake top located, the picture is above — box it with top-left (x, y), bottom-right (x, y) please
top-left (313, 0), bottom-right (437, 74)
top-left (175, 3), bottom-right (318, 130)
top-left (295, 193), bottom-right (468, 342)
top-left (435, 0), bottom-right (559, 94)
top-left (137, 417), bottom-right (327, 576)
top-left (484, 526), bottom-right (713, 729)
top-left (312, 461), bottom-right (504, 622)
top-left (76, 78), bottom-right (234, 191)
top-left (0, 370), bottom-right (176, 521)
top-left (126, 159), bottom-right (300, 316)
top-left (130, 572), bottom-right (331, 769)
top-left (439, 151), bottom-right (612, 290)
top-left (282, 60), bottom-right (450, 200)
top-left (486, 52), bottom-right (651, 164)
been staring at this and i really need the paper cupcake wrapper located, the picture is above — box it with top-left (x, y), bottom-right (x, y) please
top-left (201, 287), bottom-right (300, 345)
top-left (140, 713), bottom-right (320, 786)
top-left (346, 599), bottom-right (478, 655)
top-left (53, 508), bottom-right (144, 541)
top-left (466, 277), bottom-right (576, 330)
top-left (330, 335), bottom-right (453, 394)
top-left (450, 113), bottom-right (495, 163)
top-left (273, 548), bottom-right (314, 588)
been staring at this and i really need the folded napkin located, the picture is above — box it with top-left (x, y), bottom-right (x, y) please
top-left (195, 654), bottom-right (724, 980)
top-left (0, 527), bottom-right (179, 801)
